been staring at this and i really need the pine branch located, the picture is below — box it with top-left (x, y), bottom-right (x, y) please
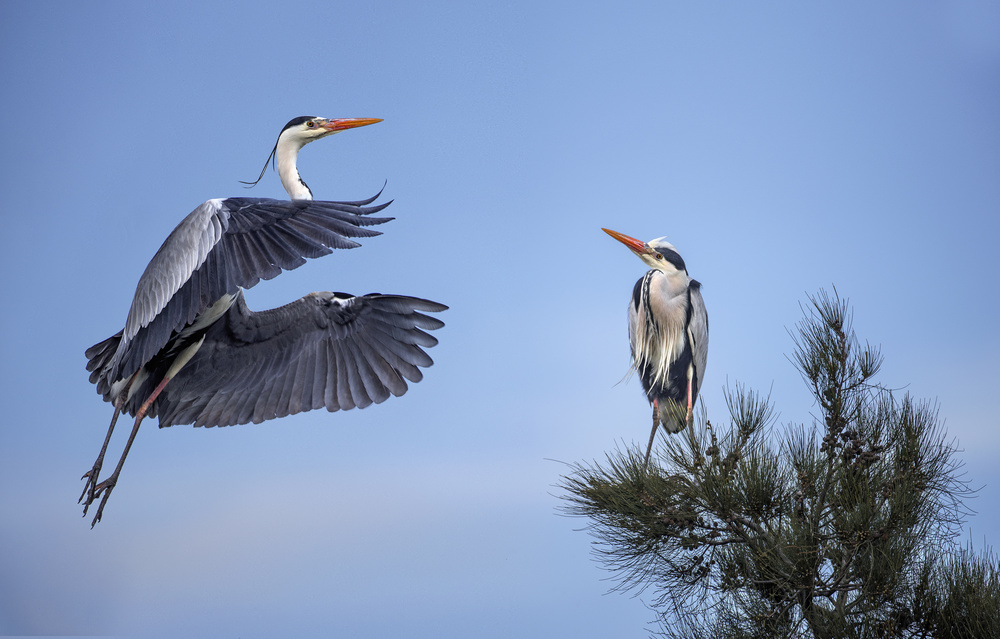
top-left (560, 288), bottom-right (995, 638)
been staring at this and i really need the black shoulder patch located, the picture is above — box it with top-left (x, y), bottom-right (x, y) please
top-left (684, 285), bottom-right (694, 325)
top-left (631, 276), bottom-right (644, 312)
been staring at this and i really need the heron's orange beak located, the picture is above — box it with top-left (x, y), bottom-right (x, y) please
top-left (602, 228), bottom-right (651, 256)
top-left (321, 118), bottom-right (383, 132)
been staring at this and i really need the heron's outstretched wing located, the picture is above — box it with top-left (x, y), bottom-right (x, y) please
top-left (145, 290), bottom-right (447, 428)
top-left (95, 191), bottom-right (392, 394)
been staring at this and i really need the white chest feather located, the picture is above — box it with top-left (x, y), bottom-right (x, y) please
top-left (628, 271), bottom-right (691, 387)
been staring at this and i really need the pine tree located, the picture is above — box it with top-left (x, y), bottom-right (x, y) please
top-left (561, 290), bottom-right (999, 638)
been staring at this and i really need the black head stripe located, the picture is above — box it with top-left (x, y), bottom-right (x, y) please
top-left (281, 116), bottom-right (318, 132)
top-left (660, 248), bottom-right (687, 273)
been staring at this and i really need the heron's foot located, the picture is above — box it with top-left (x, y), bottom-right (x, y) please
top-left (80, 469), bottom-right (117, 527)
top-left (84, 476), bottom-right (118, 528)
top-left (79, 462), bottom-right (103, 511)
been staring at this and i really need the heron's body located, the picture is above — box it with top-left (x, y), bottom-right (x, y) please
top-left (80, 117), bottom-right (446, 525)
top-left (603, 228), bottom-right (708, 464)
top-left (629, 268), bottom-right (708, 432)
top-left (87, 192), bottom-right (396, 410)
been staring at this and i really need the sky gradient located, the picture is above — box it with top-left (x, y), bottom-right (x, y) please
top-left (1, 1), bottom-right (998, 636)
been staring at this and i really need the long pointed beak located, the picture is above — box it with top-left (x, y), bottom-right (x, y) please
top-left (602, 228), bottom-right (652, 256)
top-left (320, 117), bottom-right (383, 132)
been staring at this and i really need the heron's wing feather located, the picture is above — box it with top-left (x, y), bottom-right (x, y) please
top-left (687, 281), bottom-right (709, 395)
top-left (152, 291), bottom-right (446, 427)
top-left (107, 193), bottom-right (392, 388)
top-left (85, 331), bottom-right (123, 397)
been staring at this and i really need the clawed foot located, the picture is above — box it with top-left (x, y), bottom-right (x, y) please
top-left (80, 467), bottom-right (116, 527)
top-left (79, 463), bottom-right (102, 511)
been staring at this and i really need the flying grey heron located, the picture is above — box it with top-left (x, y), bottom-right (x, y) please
top-left (602, 228), bottom-right (708, 466)
top-left (80, 116), bottom-right (447, 526)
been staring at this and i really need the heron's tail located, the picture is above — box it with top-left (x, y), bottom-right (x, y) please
top-left (85, 331), bottom-right (123, 393)
top-left (655, 398), bottom-right (688, 434)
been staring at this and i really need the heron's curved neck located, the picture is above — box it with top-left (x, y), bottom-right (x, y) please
top-left (275, 139), bottom-right (313, 200)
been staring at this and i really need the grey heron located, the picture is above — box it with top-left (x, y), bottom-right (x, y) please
top-left (80, 116), bottom-right (446, 526)
top-left (602, 228), bottom-right (708, 466)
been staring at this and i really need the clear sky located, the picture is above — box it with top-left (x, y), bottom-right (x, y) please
top-left (1, 1), bottom-right (998, 636)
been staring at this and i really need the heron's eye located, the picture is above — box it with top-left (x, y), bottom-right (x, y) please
top-left (655, 253), bottom-right (663, 260)
top-left (306, 121), bottom-right (316, 128)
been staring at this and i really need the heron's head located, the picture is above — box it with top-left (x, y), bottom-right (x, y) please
top-left (602, 228), bottom-right (688, 274)
top-left (242, 116), bottom-right (382, 193)
top-left (278, 116), bottom-right (383, 150)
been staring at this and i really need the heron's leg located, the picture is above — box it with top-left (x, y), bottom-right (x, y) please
top-left (87, 373), bottom-right (173, 527)
top-left (644, 400), bottom-right (661, 468)
top-left (87, 337), bottom-right (205, 527)
top-left (80, 372), bottom-right (139, 508)
top-left (687, 379), bottom-right (700, 452)
top-left (685, 375), bottom-right (695, 426)
top-left (79, 400), bottom-right (122, 507)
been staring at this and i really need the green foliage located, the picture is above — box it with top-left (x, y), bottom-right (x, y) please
top-left (916, 543), bottom-right (1000, 638)
top-left (561, 290), bottom-right (998, 638)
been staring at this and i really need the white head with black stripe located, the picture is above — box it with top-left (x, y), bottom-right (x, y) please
top-left (601, 228), bottom-right (688, 275)
top-left (241, 116), bottom-right (383, 200)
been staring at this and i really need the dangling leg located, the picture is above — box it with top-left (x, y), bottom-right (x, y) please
top-left (85, 336), bottom-right (204, 527)
top-left (644, 399), bottom-right (661, 468)
top-left (86, 373), bottom-right (171, 527)
top-left (80, 372), bottom-right (139, 508)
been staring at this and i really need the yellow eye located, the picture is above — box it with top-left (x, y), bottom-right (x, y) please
top-left (655, 253), bottom-right (663, 260)
top-left (306, 121), bottom-right (316, 128)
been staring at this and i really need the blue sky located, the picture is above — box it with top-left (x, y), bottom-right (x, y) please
top-left (1, 1), bottom-right (998, 636)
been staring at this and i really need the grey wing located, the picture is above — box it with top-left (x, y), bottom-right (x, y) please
top-left (103, 191), bottom-right (392, 391)
top-left (150, 291), bottom-right (447, 427)
top-left (687, 281), bottom-right (709, 395)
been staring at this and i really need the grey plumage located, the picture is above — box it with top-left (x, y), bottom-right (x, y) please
top-left (89, 290), bottom-right (445, 427)
top-left (628, 268), bottom-right (708, 432)
top-left (80, 116), bottom-right (445, 526)
top-left (87, 192), bottom-right (392, 399)
top-left (603, 228), bottom-right (709, 465)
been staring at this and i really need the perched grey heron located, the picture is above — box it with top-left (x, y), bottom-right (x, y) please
top-left (602, 228), bottom-right (708, 466)
top-left (80, 116), bottom-right (447, 526)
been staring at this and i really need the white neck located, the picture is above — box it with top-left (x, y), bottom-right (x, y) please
top-left (275, 137), bottom-right (313, 200)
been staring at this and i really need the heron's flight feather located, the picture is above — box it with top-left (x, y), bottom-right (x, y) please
top-left (123, 291), bottom-right (446, 428)
top-left (90, 191), bottom-right (393, 399)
